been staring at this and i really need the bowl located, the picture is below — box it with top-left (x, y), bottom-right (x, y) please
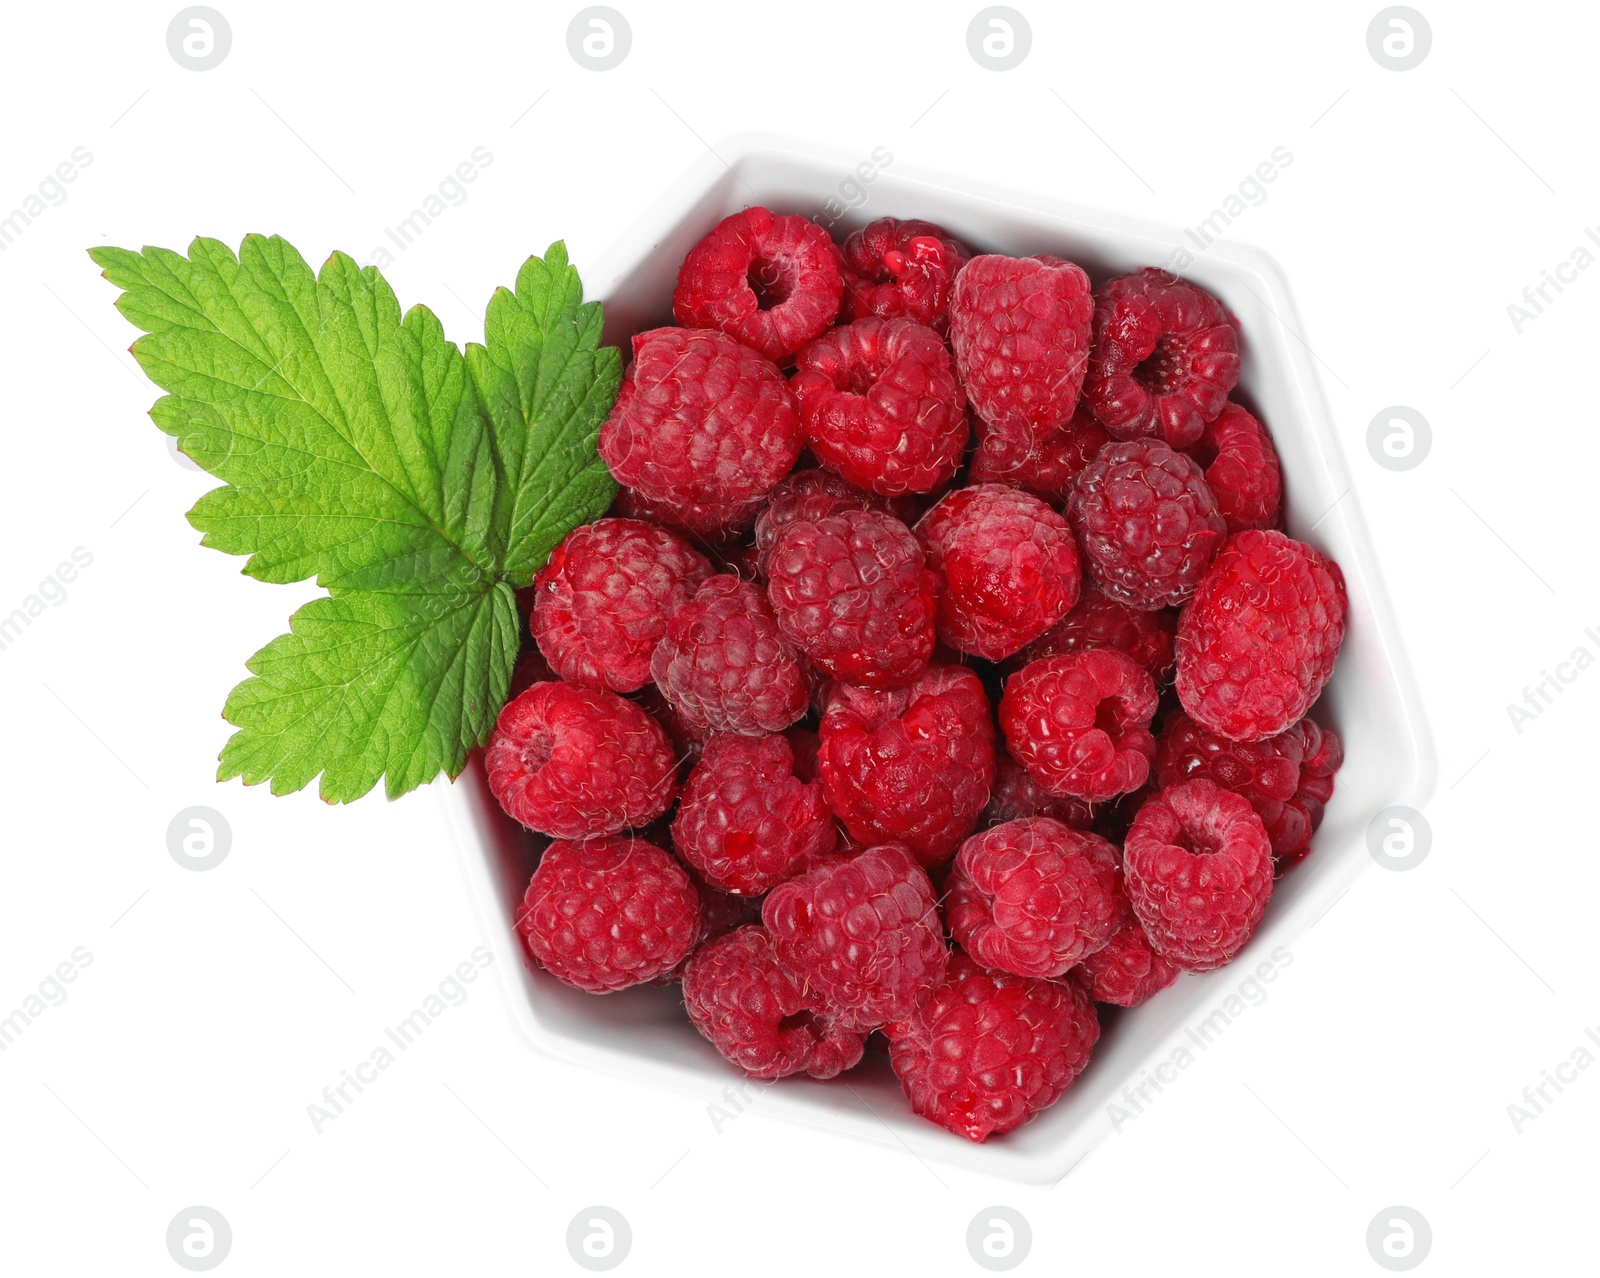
top-left (437, 135), bottom-right (1436, 1184)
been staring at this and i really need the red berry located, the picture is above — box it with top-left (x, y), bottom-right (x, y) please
top-left (516, 836), bottom-right (700, 992)
top-left (840, 217), bottom-right (970, 334)
top-left (762, 842), bottom-right (948, 1030)
top-left (671, 732), bottom-right (838, 895)
top-left (486, 682), bottom-right (678, 838)
top-left (765, 505), bottom-right (937, 688)
top-left (791, 317), bottom-right (968, 496)
top-left (753, 467), bottom-right (890, 576)
top-left (1015, 584), bottom-right (1177, 683)
top-left (1074, 918), bottom-right (1180, 1007)
top-left (999, 650), bottom-right (1158, 802)
top-left (982, 756), bottom-right (1095, 830)
top-left (1083, 268), bottom-right (1240, 449)
top-left (887, 950), bottom-right (1099, 1142)
top-left (915, 484), bottom-right (1081, 660)
top-left (651, 575), bottom-right (809, 736)
top-left (682, 925), bottom-right (865, 1079)
top-left (1156, 710), bottom-right (1342, 868)
top-left (599, 326), bottom-right (802, 535)
top-left (967, 404), bottom-right (1107, 506)
top-left (530, 518), bottom-right (713, 693)
top-left (672, 207), bottom-right (843, 363)
top-left (948, 254), bottom-right (1094, 438)
top-left (946, 817), bottom-right (1127, 978)
top-left (1175, 530), bottom-right (1347, 741)
top-left (818, 665), bottom-right (997, 869)
top-left (1122, 779), bottom-right (1273, 972)
top-left (1069, 438), bottom-right (1227, 610)
top-left (1192, 402), bottom-right (1281, 533)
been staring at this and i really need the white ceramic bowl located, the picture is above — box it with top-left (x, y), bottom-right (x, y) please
top-left (439, 135), bottom-right (1436, 1184)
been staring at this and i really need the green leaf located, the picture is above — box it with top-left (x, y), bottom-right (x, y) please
top-left (91, 234), bottom-right (621, 803)
top-left (467, 241), bottom-right (619, 585)
top-left (219, 579), bottom-right (519, 802)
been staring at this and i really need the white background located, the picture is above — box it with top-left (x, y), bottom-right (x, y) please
top-left (1, 0), bottom-right (1594, 1272)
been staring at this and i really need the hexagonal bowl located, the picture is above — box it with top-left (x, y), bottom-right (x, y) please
top-left (438, 135), bottom-right (1435, 1183)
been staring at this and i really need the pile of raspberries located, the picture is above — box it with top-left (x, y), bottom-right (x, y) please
top-left (487, 208), bottom-right (1348, 1144)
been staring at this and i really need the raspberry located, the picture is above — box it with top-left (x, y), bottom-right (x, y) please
top-left (983, 756), bottom-right (1095, 830)
top-left (839, 217), bottom-right (970, 334)
top-left (948, 253), bottom-right (1094, 438)
top-left (1156, 710), bottom-right (1342, 868)
top-left (761, 842), bottom-right (948, 1030)
top-left (753, 467), bottom-right (888, 575)
top-left (914, 484), bottom-right (1081, 660)
top-left (651, 575), bottom-right (809, 736)
top-left (999, 650), bottom-right (1158, 802)
top-left (1175, 530), bottom-right (1347, 740)
top-left (530, 518), bottom-right (713, 693)
top-left (791, 317), bottom-right (968, 496)
top-left (1083, 269), bottom-right (1240, 449)
top-left (818, 665), bottom-right (997, 868)
top-left (516, 836), bottom-right (700, 992)
top-left (672, 207), bottom-right (843, 363)
top-left (1122, 779), bottom-right (1274, 971)
top-left (1191, 402), bottom-right (1281, 533)
top-left (1068, 438), bottom-right (1226, 610)
top-left (1074, 918), bottom-right (1180, 1007)
top-left (765, 505), bottom-right (937, 688)
top-left (598, 326), bottom-right (803, 535)
top-left (1015, 584), bottom-right (1177, 683)
top-left (967, 405), bottom-right (1107, 506)
top-left (887, 951), bottom-right (1099, 1142)
top-left (946, 818), bottom-right (1127, 978)
top-left (682, 925), bottom-right (866, 1079)
top-left (671, 732), bottom-right (838, 895)
top-left (487, 682), bottom-right (678, 838)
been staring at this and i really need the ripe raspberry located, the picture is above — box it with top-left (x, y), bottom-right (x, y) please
top-left (1015, 584), bottom-right (1178, 684)
top-left (1175, 530), bottom-right (1347, 741)
top-left (948, 253), bottom-right (1094, 438)
top-left (1192, 402), bottom-right (1281, 533)
top-left (671, 732), bottom-right (838, 895)
top-left (915, 484), bottom-right (1081, 660)
top-left (967, 405), bottom-right (1107, 506)
top-left (1157, 710), bottom-right (1342, 868)
top-left (1123, 779), bottom-right (1274, 971)
top-left (682, 925), bottom-right (866, 1079)
top-left (1074, 919), bottom-right (1180, 1007)
top-left (1083, 268), bottom-right (1240, 449)
top-left (762, 843), bottom-right (948, 1030)
top-left (791, 317), bottom-right (968, 496)
top-left (983, 756), bottom-right (1094, 830)
top-left (946, 818), bottom-right (1127, 978)
top-left (530, 518), bottom-right (713, 693)
top-left (765, 506), bottom-right (937, 688)
top-left (753, 467), bottom-right (888, 575)
top-left (840, 217), bottom-right (970, 334)
top-left (598, 326), bottom-right (803, 535)
top-left (1068, 439), bottom-right (1226, 610)
top-left (516, 836), bottom-right (700, 992)
top-left (487, 682), bottom-right (678, 838)
top-left (651, 575), bottom-right (809, 736)
top-left (672, 207), bottom-right (843, 363)
top-left (818, 665), bottom-right (997, 868)
top-left (999, 650), bottom-right (1158, 802)
top-left (887, 951), bottom-right (1099, 1142)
